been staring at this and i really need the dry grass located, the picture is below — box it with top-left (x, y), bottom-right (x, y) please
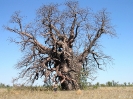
top-left (0, 87), bottom-right (133, 99)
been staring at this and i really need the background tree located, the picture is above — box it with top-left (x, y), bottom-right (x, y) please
top-left (5, 1), bottom-right (115, 90)
top-left (96, 82), bottom-right (100, 87)
top-left (124, 82), bottom-right (127, 86)
top-left (106, 81), bottom-right (112, 87)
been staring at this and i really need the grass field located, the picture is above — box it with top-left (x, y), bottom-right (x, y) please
top-left (0, 87), bottom-right (133, 99)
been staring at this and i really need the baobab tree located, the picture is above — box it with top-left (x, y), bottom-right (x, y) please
top-left (5, 1), bottom-right (115, 90)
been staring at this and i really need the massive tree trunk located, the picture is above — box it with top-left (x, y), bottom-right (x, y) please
top-left (5, 1), bottom-right (115, 90)
top-left (46, 36), bottom-right (83, 90)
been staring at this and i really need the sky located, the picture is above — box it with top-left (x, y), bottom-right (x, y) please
top-left (0, 0), bottom-right (133, 86)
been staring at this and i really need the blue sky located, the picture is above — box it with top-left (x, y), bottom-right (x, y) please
top-left (0, 0), bottom-right (133, 85)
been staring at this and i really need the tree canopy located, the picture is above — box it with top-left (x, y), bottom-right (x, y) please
top-left (5, 1), bottom-right (115, 90)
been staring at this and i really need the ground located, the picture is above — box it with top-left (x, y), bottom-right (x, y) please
top-left (0, 87), bottom-right (133, 99)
